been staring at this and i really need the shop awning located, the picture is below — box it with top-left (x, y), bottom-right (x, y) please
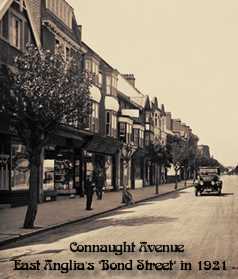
top-left (105, 96), bottom-right (120, 112)
top-left (52, 125), bottom-right (93, 148)
top-left (85, 135), bottom-right (120, 155)
top-left (90, 85), bottom-right (101, 103)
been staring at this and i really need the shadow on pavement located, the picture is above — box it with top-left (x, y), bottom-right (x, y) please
top-left (0, 201), bottom-right (178, 251)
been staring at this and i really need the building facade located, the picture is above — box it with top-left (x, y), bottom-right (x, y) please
top-left (0, 0), bottom-right (202, 206)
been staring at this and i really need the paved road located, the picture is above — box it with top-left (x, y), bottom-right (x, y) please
top-left (0, 175), bottom-right (237, 279)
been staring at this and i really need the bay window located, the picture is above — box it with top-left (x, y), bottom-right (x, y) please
top-left (119, 122), bottom-right (132, 144)
top-left (106, 111), bottom-right (117, 137)
top-left (133, 128), bottom-right (139, 146)
top-left (119, 123), bottom-right (126, 143)
top-left (89, 102), bottom-right (99, 133)
top-left (106, 75), bottom-right (111, 95)
top-left (85, 59), bottom-right (91, 72)
top-left (98, 73), bottom-right (103, 87)
top-left (106, 75), bottom-right (117, 96)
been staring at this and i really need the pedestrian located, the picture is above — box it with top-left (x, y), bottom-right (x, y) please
top-left (94, 168), bottom-right (104, 200)
top-left (85, 173), bottom-right (95, 210)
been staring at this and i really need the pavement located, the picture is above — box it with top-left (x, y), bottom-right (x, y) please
top-left (0, 180), bottom-right (192, 247)
top-left (0, 175), bottom-right (236, 279)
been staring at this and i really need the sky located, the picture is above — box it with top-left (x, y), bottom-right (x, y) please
top-left (68, 0), bottom-right (238, 166)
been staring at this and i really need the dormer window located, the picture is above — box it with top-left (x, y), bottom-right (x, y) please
top-left (46, 0), bottom-right (73, 29)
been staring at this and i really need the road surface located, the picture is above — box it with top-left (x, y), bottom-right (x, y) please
top-left (0, 175), bottom-right (238, 279)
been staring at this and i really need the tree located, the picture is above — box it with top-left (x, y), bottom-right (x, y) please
top-left (181, 135), bottom-right (198, 186)
top-left (0, 45), bottom-right (92, 228)
top-left (147, 143), bottom-right (172, 194)
top-left (168, 136), bottom-right (187, 189)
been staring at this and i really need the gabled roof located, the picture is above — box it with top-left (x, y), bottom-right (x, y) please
top-left (161, 104), bottom-right (166, 116)
top-left (0, 0), bottom-right (41, 48)
top-left (144, 95), bottom-right (152, 110)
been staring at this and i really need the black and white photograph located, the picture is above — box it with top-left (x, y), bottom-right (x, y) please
top-left (0, 0), bottom-right (238, 278)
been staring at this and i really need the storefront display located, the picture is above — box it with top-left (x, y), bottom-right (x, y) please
top-left (43, 160), bottom-right (55, 191)
top-left (54, 159), bottom-right (75, 194)
top-left (11, 144), bottom-right (30, 191)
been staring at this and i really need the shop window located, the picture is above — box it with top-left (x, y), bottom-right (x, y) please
top-left (11, 144), bottom-right (30, 191)
top-left (43, 160), bottom-right (55, 191)
top-left (54, 159), bottom-right (74, 193)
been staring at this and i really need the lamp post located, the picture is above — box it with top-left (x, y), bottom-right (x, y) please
top-left (120, 143), bottom-right (135, 205)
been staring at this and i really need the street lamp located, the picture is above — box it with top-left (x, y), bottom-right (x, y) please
top-left (120, 142), bottom-right (135, 205)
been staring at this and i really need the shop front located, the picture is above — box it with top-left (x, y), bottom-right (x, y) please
top-left (0, 125), bottom-right (92, 206)
top-left (85, 135), bottom-right (121, 191)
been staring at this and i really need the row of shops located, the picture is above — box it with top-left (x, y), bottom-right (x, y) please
top-left (1, 118), bottom-right (158, 206)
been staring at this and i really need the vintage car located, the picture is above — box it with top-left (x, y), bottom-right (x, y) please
top-left (194, 167), bottom-right (222, 196)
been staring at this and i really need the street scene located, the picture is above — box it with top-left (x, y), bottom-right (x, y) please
top-left (1, 0), bottom-right (238, 278)
top-left (0, 175), bottom-right (238, 279)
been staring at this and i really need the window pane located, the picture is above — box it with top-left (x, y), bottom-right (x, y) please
top-left (11, 15), bottom-right (22, 49)
top-left (2, 12), bottom-right (9, 39)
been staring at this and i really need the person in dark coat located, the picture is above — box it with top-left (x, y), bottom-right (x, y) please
top-left (94, 168), bottom-right (105, 200)
top-left (85, 173), bottom-right (95, 210)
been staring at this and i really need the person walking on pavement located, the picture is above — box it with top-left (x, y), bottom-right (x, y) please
top-left (85, 172), bottom-right (95, 210)
top-left (94, 168), bottom-right (104, 200)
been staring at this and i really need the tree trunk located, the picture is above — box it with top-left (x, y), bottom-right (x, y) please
top-left (155, 164), bottom-right (161, 195)
top-left (175, 169), bottom-right (178, 189)
top-left (184, 168), bottom-right (187, 187)
top-left (23, 149), bottom-right (41, 229)
top-left (155, 163), bottom-right (158, 195)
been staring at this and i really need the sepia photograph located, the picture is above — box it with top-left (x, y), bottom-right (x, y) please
top-left (0, 0), bottom-right (237, 278)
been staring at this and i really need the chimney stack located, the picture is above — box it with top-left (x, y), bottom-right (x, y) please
top-left (122, 74), bottom-right (136, 87)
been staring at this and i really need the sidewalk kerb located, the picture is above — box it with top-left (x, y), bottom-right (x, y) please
top-left (0, 183), bottom-right (193, 249)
